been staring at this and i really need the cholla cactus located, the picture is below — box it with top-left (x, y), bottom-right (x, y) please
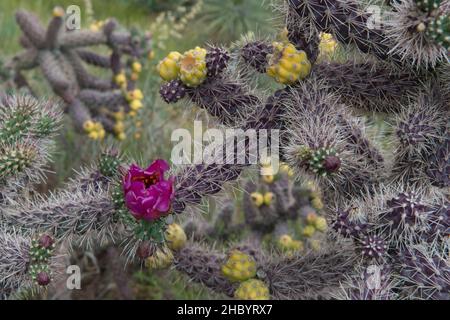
top-left (155, 0), bottom-right (449, 300)
top-left (6, 8), bottom-right (152, 140)
top-left (1, 0), bottom-right (449, 301)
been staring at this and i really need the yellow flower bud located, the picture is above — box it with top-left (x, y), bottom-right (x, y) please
top-left (250, 192), bottom-right (264, 207)
top-left (314, 217), bottom-right (328, 232)
top-left (222, 250), bottom-right (257, 282)
top-left (83, 120), bottom-right (95, 132)
top-left (132, 61), bottom-right (142, 73)
top-left (267, 42), bottom-right (311, 85)
top-left (235, 279), bottom-right (270, 300)
top-left (117, 132), bottom-right (126, 141)
top-left (130, 99), bottom-right (143, 111)
top-left (278, 234), bottom-right (293, 250)
top-left (262, 175), bottom-right (274, 184)
top-left (178, 47), bottom-right (207, 87)
top-left (113, 110), bottom-right (125, 121)
top-left (306, 212), bottom-right (318, 225)
top-left (52, 6), bottom-right (65, 17)
top-left (114, 73), bottom-right (127, 86)
top-left (114, 121), bottom-right (125, 134)
top-left (98, 129), bottom-right (106, 140)
top-left (157, 51), bottom-right (182, 81)
top-left (302, 225), bottom-right (316, 238)
top-left (165, 223), bottom-right (187, 251)
top-left (88, 131), bottom-right (99, 140)
top-left (133, 89), bottom-right (144, 100)
top-left (263, 192), bottom-right (274, 206)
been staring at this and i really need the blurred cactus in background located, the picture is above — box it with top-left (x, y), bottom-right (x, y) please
top-left (2, 7), bottom-right (152, 141)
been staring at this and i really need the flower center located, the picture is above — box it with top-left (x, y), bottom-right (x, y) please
top-left (133, 173), bottom-right (159, 188)
top-left (181, 55), bottom-right (196, 71)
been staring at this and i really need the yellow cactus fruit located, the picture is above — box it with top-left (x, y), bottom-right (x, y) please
top-left (311, 197), bottom-right (324, 210)
top-left (222, 250), bottom-right (257, 282)
top-left (132, 61), bottom-right (142, 73)
top-left (165, 223), bottom-right (187, 251)
top-left (278, 235), bottom-right (304, 253)
top-left (135, 121), bottom-right (142, 128)
top-left (52, 7), bottom-right (65, 17)
top-left (134, 132), bottom-right (142, 140)
top-left (88, 131), bottom-right (99, 140)
top-left (133, 89), bottom-right (144, 100)
top-left (145, 247), bottom-right (174, 270)
top-left (234, 279), bottom-right (270, 300)
top-left (314, 217), bottom-right (328, 232)
top-left (148, 51), bottom-right (155, 61)
top-left (157, 51), bottom-right (182, 81)
top-left (277, 234), bottom-right (293, 250)
top-left (126, 89), bottom-right (144, 102)
top-left (83, 120), bottom-right (95, 132)
top-left (302, 225), bottom-right (316, 238)
top-left (98, 129), bottom-right (106, 140)
top-left (306, 212), bottom-right (318, 225)
top-left (129, 111), bottom-right (137, 117)
top-left (113, 121), bottom-right (125, 134)
top-left (250, 192), bottom-right (264, 207)
top-left (319, 32), bottom-right (337, 55)
top-left (114, 72), bottom-right (127, 86)
top-left (130, 99), bottom-right (143, 111)
top-left (178, 47), bottom-right (207, 87)
top-left (93, 122), bottom-right (103, 132)
top-left (117, 132), bottom-right (126, 141)
top-left (267, 41), bottom-right (311, 85)
top-left (263, 192), bottom-right (274, 206)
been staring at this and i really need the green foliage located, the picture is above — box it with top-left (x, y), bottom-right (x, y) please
top-left (199, 0), bottom-right (274, 43)
top-left (122, 0), bottom-right (195, 12)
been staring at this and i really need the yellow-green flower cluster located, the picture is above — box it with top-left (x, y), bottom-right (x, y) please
top-left (267, 41), bottom-right (311, 85)
top-left (277, 234), bottom-right (304, 256)
top-left (157, 47), bottom-right (208, 87)
top-left (165, 223), bottom-right (187, 251)
top-left (83, 120), bottom-right (105, 140)
top-left (222, 250), bottom-right (257, 282)
top-left (235, 279), bottom-right (270, 300)
top-left (250, 191), bottom-right (274, 207)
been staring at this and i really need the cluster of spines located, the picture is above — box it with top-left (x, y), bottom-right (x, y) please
top-left (397, 246), bottom-right (450, 300)
top-left (0, 95), bottom-right (60, 192)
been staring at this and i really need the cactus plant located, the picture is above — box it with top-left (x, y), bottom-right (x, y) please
top-left (1, 0), bottom-right (449, 300)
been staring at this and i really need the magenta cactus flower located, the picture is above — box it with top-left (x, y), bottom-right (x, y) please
top-left (123, 160), bottom-right (175, 221)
